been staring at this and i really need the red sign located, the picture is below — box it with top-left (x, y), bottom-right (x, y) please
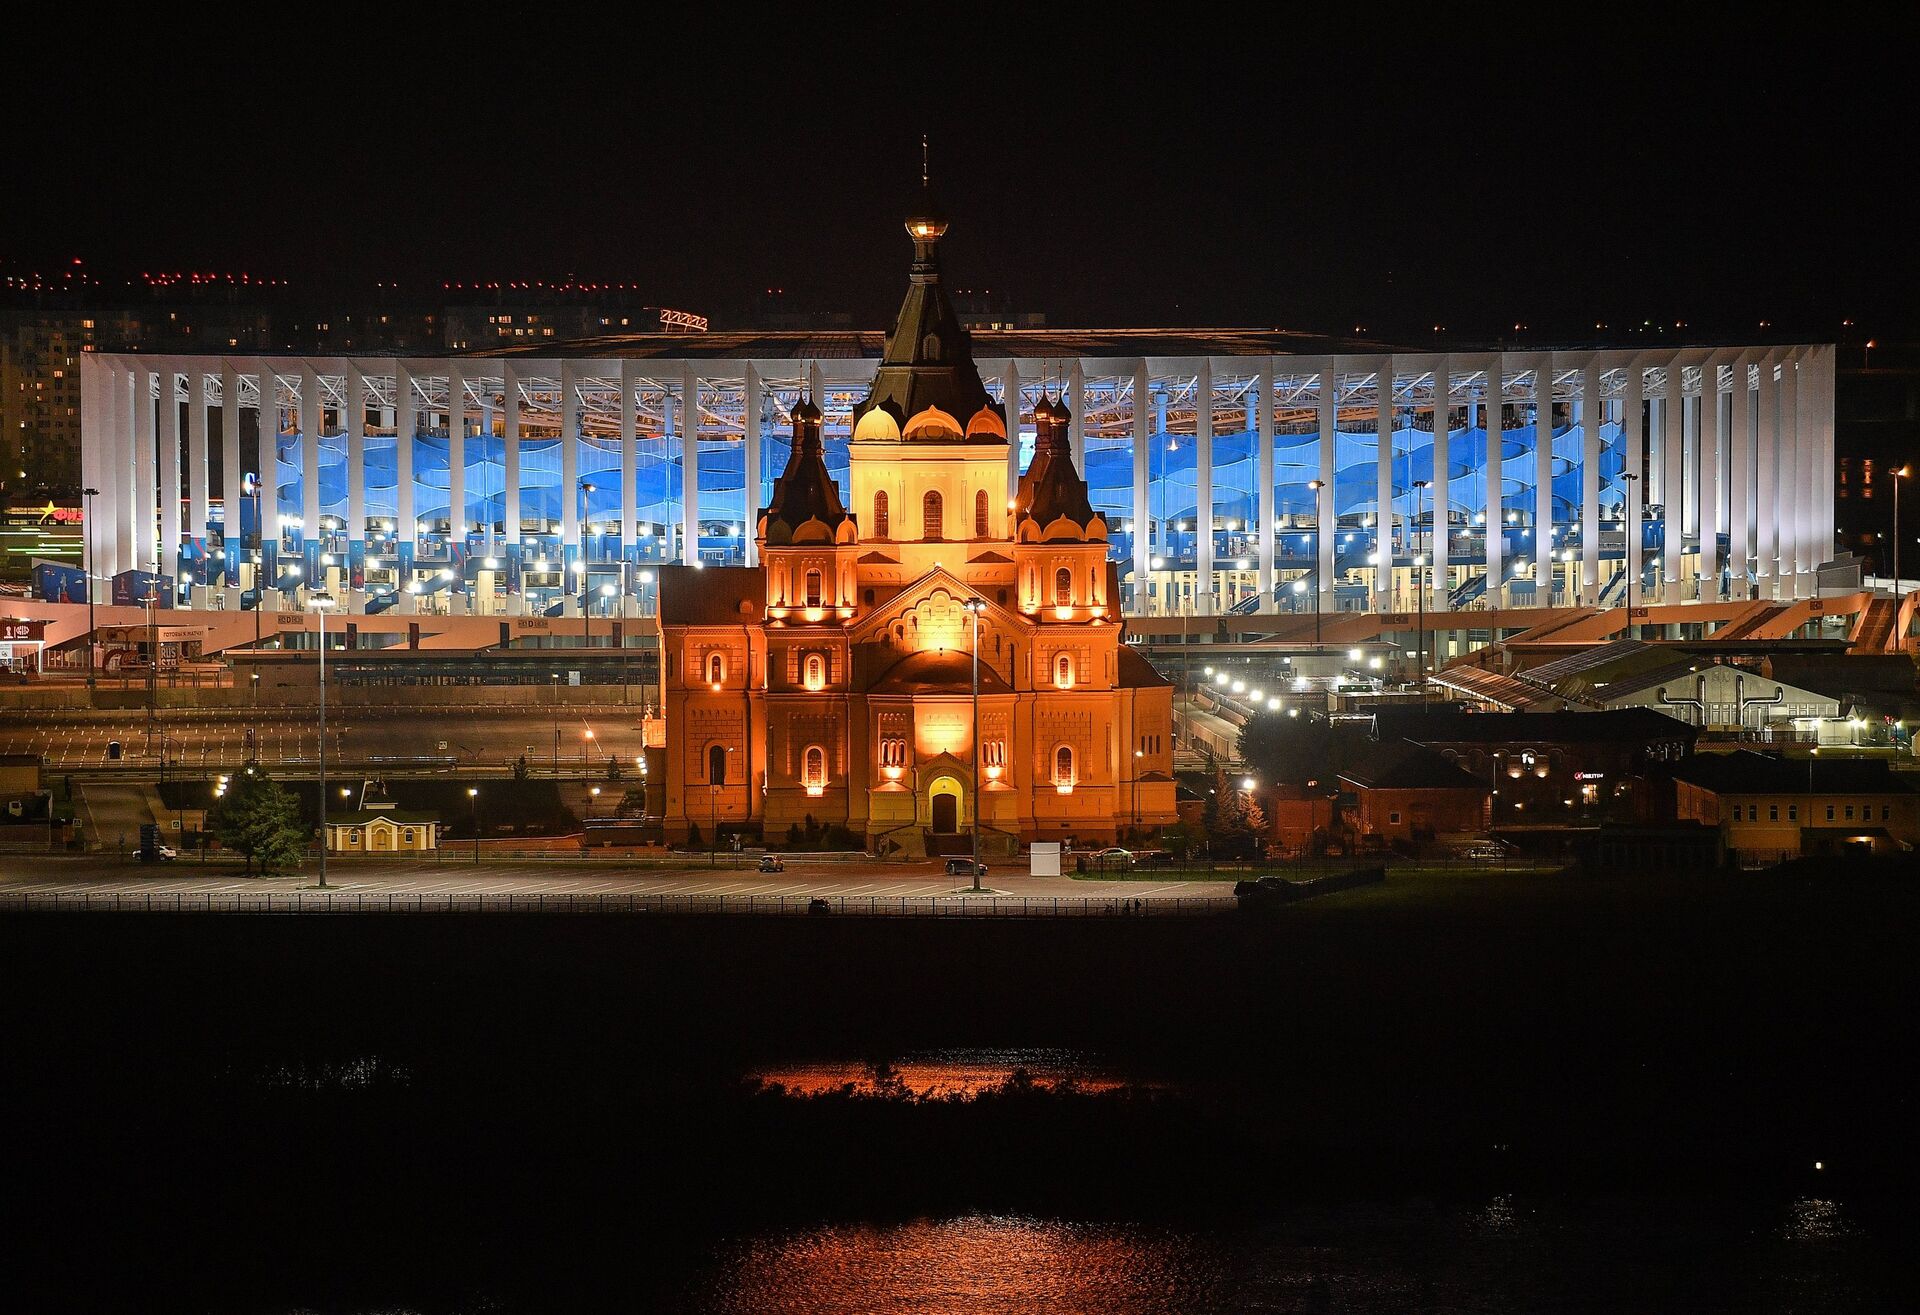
top-left (1, 619), bottom-right (46, 642)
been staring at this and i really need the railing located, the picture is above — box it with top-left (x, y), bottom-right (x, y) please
top-left (0, 891), bottom-right (1238, 918)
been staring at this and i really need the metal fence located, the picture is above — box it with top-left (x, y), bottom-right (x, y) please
top-left (0, 891), bottom-right (1238, 918)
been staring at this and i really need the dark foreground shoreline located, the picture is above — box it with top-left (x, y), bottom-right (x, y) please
top-left (3, 868), bottom-right (1916, 1310)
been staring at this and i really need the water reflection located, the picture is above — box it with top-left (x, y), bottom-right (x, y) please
top-left (751, 1048), bottom-right (1142, 1097)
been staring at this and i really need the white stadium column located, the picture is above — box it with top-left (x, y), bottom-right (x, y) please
top-left (112, 360), bottom-right (135, 578)
top-left (620, 360), bottom-right (638, 575)
top-left (133, 362), bottom-right (158, 575)
top-left (1533, 357), bottom-right (1553, 604)
top-left (1580, 364), bottom-right (1601, 605)
top-left (1728, 355), bottom-right (1752, 598)
top-left (1194, 359), bottom-right (1213, 616)
top-left (1318, 361), bottom-right (1337, 619)
top-left (1003, 359), bottom-right (1022, 504)
top-left (1779, 356), bottom-right (1803, 596)
top-left (159, 364), bottom-right (182, 584)
top-left (742, 363), bottom-right (761, 568)
top-left (1699, 358), bottom-right (1723, 602)
top-left (298, 363), bottom-right (321, 587)
top-left (187, 369), bottom-right (210, 565)
top-left (446, 361), bottom-right (466, 564)
top-left (395, 362), bottom-right (416, 596)
top-left (220, 364), bottom-right (243, 595)
top-left (561, 362), bottom-right (580, 595)
top-left (1757, 353), bottom-right (1780, 597)
top-left (1068, 359), bottom-right (1086, 472)
top-left (1662, 362), bottom-right (1684, 601)
top-left (1374, 358), bottom-right (1394, 612)
top-left (1682, 371), bottom-right (1700, 545)
top-left (345, 363), bottom-right (367, 605)
top-left (1255, 361), bottom-right (1275, 613)
top-left (1130, 359), bottom-right (1150, 611)
top-left (1484, 356), bottom-right (1503, 607)
top-left (681, 364), bottom-right (700, 566)
top-left (502, 363), bottom-right (520, 560)
top-left (1622, 362), bottom-right (1643, 613)
top-left (1818, 346), bottom-right (1837, 572)
top-left (1431, 356), bottom-right (1450, 613)
top-left (255, 365), bottom-right (278, 592)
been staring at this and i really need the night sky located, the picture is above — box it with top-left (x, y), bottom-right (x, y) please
top-left (6, 8), bottom-right (1911, 341)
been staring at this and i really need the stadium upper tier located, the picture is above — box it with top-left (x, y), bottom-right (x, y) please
top-left (76, 341), bottom-right (1834, 619)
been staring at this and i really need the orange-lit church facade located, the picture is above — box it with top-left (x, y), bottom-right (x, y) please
top-left (659, 201), bottom-right (1176, 853)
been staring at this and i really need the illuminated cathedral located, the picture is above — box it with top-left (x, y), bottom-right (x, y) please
top-left (658, 189), bottom-right (1176, 852)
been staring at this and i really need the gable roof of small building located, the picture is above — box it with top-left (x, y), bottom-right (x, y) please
top-left (1373, 705), bottom-right (1698, 747)
top-left (328, 810), bottom-right (441, 826)
top-left (1339, 739), bottom-right (1489, 793)
top-left (1671, 749), bottom-right (1919, 795)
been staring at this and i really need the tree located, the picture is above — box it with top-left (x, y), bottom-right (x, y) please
top-left (211, 771), bottom-right (307, 877)
top-left (1204, 781), bottom-right (1266, 860)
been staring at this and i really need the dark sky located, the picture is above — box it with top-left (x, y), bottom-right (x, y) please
top-left (5, 6), bottom-right (1912, 340)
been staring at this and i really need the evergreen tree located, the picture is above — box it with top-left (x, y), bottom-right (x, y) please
top-left (211, 771), bottom-right (307, 877)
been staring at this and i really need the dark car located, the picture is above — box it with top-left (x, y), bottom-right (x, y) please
top-left (945, 858), bottom-right (988, 877)
top-left (807, 897), bottom-right (832, 916)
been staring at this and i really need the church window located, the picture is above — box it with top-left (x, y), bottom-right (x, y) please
top-left (707, 653), bottom-right (725, 685)
top-left (983, 740), bottom-right (1006, 769)
top-left (803, 745), bottom-right (826, 790)
top-left (1053, 744), bottom-right (1076, 787)
top-left (880, 738), bottom-right (908, 769)
top-left (975, 489), bottom-right (990, 538)
top-left (1055, 653), bottom-right (1073, 688)
top-left (922, 490), bottom-right (943, 540)
top-left (805, 569), bottom-right (823, 608)
top-left (804, 653), bottom-right (825, 690)
top-left (403, 829), bottom-right (415, 844)
top-left (874, 490), bottom-right (889, 538)
top-left (1054, 567), bottom-right (1072, 606)
top-left (709, 744), bottom-right (728, 785)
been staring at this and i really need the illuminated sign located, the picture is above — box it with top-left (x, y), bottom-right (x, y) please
top-left (1574, 772), bottom-right (1605, 781)
top-left (657, 307), bottom-right (709, 333)
top-left (1, 620), bottom-right (46, 642)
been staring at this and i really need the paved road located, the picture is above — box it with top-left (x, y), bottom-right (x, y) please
top-left (0, 854), bottom-right (1232, 904)
top-left (0, 708), bottom-right (648, 772)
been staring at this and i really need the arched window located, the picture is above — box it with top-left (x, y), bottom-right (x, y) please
top-left (1055, 653), bottom-right (1073, 688)
top-left (804, 568), bottom-right (823, 608)
top-left (709, 743), bottom-right (728, 786)
top-left (803, 745), bottom-right (826, 789)
top-left (1053, 744), bottom-right (1075, 786)
top-left (803, 653), bottom-right (825, 690)
top-left (873, 490), bottom-right (889, 538)
top-left (1054, 567), bottom-right (1072, 607)
top-left (922, 490), bottom-right (943, 540)
top-left (974, 489), bottom-right (990, 538)
top-left (707, 653), bottom-right (725, 685)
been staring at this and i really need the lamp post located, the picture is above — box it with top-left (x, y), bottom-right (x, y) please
top-left (468, 786), bottom-right (479, 864)
top-left (1895, 466), bottom-right (1910, 599)
top-left (144, 561), bottom-right (160, 752)
top-left (965, 597), bottom-right (987, 891)
top-left (550, 672), bottom-right (560, 774)
top-left (578, 479), bottom-right (596, 640)
top-left (312, 588), bottom-right (335, 889)
top-left (1307, 479), bottom-right (1325, 648)
top-left (81, 486), bottom-right (98, 690)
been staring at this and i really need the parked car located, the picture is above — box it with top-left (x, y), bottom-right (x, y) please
top-left (1089, 846), bottom-right (1134, 870)
top-left (945, 858), bottom-right (988, 877)
top-left (807, 897), bottom-right (832, 916)
top-left (758, 854), bottom-right (786, 873)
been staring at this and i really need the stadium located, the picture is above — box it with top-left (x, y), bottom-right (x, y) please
top-left (64, 335), bottom-right (1838, 633)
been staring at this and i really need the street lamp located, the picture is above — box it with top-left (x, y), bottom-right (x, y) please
top-left (964, 597), bottom-right (987, 891)
top-left (81, 486), bottom-right (98, 690)
top-left (588, 785), bottom-right (601, 822)
top-left (311, 588), bottom-right (336, 889)
top-left (578, 479), bottom-right (596, 627)
top-left (467, 786), bottom-right (479, 863)
top-left (1306, 479), bottom-right (1325, 648)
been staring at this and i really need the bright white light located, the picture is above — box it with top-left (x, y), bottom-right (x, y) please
top-left (1231, 680), bottom-right (1246, 693)
top-left (440, 569), bottom-right (455, 580)
top-left (1151, 557), bottom-right (1165, 570)
top-left (639, 570), bottom-right (655, 583)
top-left (570, 561), bottom-right (585, 574)
top-left (1347, 648), bottom-right (1362, 660)
top-left (599, 584), bottom-right (615, 596)
top-left (1292, 580), bottom-right (1307, 594)
top-left (484, 557), bottom-right (499, 569)
top-left (1266, 697), bottom-right (1281, 711)
top-left (1203, 666), bottom-right (1214, 676)
top-left (1240, 777), bottom-right (1256, 791)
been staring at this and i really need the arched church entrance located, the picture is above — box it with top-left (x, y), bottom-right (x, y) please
top-left (928, 776), bottom-right (963, 834)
